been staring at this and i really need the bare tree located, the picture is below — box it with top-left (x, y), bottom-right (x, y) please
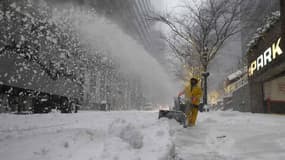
top-left (148, 0), bottom-right (249, 105)
top-left (149, 0), bottom-right (247, 73)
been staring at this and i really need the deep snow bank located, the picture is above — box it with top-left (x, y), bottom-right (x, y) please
top-left (0, 111), bottom-right (174, 160)
top-left (2, 111), bottom-right (285, 160)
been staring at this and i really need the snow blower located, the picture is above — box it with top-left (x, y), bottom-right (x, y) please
top-left (158, 97), bottom-right (186, 124)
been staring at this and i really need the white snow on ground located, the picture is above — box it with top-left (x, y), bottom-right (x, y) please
top-left (171, 111), bottom-right (285, 160)
top-left (0, 111), bottom-right (173, 160)
top-left (0, 110), bottom-right (285, 160)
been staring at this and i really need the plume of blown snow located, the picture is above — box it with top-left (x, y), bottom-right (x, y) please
top-left (52, 7), bottom-right (179, 104)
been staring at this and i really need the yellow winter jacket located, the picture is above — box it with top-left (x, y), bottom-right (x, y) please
top-left (184, 84), bottom-right (202, 105)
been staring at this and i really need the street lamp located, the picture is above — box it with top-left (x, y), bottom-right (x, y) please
top-left (201, 47), bottom-right (210, 106)
top-left (202, 72), bottom-right (210, 105)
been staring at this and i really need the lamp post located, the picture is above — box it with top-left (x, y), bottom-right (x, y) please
top-left (202, 72), bottom-right (210, 105)
top-left (201, 47), bottom-right (210, 106)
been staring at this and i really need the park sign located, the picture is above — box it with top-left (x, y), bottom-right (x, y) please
top-left (248, 37), bottom-right (283, 77)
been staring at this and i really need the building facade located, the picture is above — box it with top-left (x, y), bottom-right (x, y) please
top-left (224, 0), bottom-right (285, 113)
top-left (246, 0), bottom-right (285, 113)
top-left (241, 0), bottom-right (280, 55)
top-left (57, 0), bottom-right (166, 62)
top-left (222, 68), bottom-right (249, 111)
top-left (99, 0), bottom-right (167, 62)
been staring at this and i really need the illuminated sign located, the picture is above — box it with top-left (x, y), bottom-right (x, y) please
top-left (248, 38), bottom-right (283, 76)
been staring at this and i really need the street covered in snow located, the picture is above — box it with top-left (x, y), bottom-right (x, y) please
top-left (1, 111), bottom-right (285, 160)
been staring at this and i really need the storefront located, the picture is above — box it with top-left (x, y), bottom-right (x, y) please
top-left (247, 10), bottom-right (285, 113)
top-left (264, 76), bottom-right (285, 112)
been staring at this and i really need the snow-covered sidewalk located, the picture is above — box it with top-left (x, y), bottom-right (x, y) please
top-left (170, 111), bottom-right (285, 160)
top-left (0, 111), bottom-right (285, 160)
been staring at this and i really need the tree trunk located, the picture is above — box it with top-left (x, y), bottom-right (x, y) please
top-left (202, 65), bottom-right (208, 72)
top-left (202, 64), bottom-right (209, 106)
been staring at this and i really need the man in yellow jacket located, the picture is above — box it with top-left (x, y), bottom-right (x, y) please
top-left (178, 77), bottom-right (202, 127)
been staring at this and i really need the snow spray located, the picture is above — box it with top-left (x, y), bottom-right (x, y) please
top-left (51, 5), bottom-right (179, 105)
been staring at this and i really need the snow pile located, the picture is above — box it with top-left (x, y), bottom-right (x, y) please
top-left (108, 119), bottom-right (144, 149)
top-left (0, 111), bottom-right (174, 160)
top-left (1, 110), bottom-right (285, 160)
